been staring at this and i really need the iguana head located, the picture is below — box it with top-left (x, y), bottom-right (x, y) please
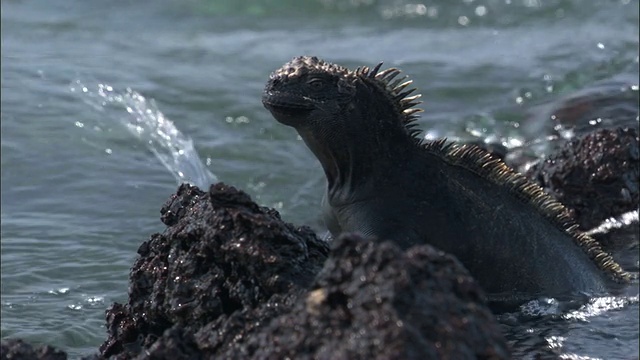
top-left (262, 56), bottom-right (424, 193)
top-left (262, 56), bottom-right (423, 138)
top-left (262, 56), bottom-right (355, 127)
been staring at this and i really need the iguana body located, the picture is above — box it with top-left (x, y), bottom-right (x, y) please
top-left (262, 56), bottom-right (633, 304)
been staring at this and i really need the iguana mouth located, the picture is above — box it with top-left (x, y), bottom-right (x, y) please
top-left (262, 91), bottom-right (314, 117)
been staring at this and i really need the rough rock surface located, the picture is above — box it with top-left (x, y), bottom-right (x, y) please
top-left (187, 233), bottom-right (510, 359)
top-left (233, 233), bottom-right (510, 360)
top-left (97, 182), bottom-right (510, 359)
top-left (99, 182), bottom-right (330, 358)
top-left (525, 127), bottom-right (639, 231)
top-left (0, 339), bottom-right (67, 360)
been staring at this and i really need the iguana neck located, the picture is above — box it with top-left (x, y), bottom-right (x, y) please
top-left (297, 119), bottom-right (416, 202)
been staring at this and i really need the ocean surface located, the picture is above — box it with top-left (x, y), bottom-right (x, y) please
top-left (1, 0), bottom-right (638, 358)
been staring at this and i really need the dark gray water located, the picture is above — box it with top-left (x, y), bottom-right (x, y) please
top-left (1, 0), bottom-right (638, 358)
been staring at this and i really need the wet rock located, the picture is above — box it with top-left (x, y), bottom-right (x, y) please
top-left (99, 183), bottom-right (330, 358)
top-left (123, 234), bottom-right (510, 359)
top-left (192, 292), bottom-right (300, 358)
top-left (99, 182), bottom-right (509, 359)
top-left (220, 233), bottom-right (511, 360)
top-left (137, 327), bottom-right (201, 360)
top-left (525, 127), bottom-right (639, 231)
top-left (0, 339), bottom-right (67, 360)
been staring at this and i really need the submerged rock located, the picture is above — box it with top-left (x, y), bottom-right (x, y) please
top-left (98, 182), bottom-right (509, 359)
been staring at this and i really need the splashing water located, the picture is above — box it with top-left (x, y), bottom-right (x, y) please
top-left (518, 294), bottom-right (639, 321)
top-left (69, 81), bottom-right (217, 188)
top-left (585, 209), bottom-right (640, 237)
top-left (503, 295), bottom-right (639, 359)
top-left (563, 295), bottom-right (639, 322)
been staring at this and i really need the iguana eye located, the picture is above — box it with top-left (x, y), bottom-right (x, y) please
top-left (307, 78), bottom-right (325, 90)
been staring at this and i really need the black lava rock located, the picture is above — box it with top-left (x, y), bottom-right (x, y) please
top-left (0, 339), bottom-right (67, 360)
top-left (221, 233), bottom-right (510, 360)
top-left (526, 127), bottom-right (639, 231)
top-left (99, 183), bottom-right (330, 358)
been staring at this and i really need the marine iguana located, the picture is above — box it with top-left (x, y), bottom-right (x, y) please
top-left (262, 56), bottom-right (634, 304)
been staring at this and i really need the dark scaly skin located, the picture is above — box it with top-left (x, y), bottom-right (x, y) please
top-left (262, 56), bottom-right (633, 305)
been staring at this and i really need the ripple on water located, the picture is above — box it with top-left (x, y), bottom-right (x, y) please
top-left (501, 295), bottom-right (640, 359)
